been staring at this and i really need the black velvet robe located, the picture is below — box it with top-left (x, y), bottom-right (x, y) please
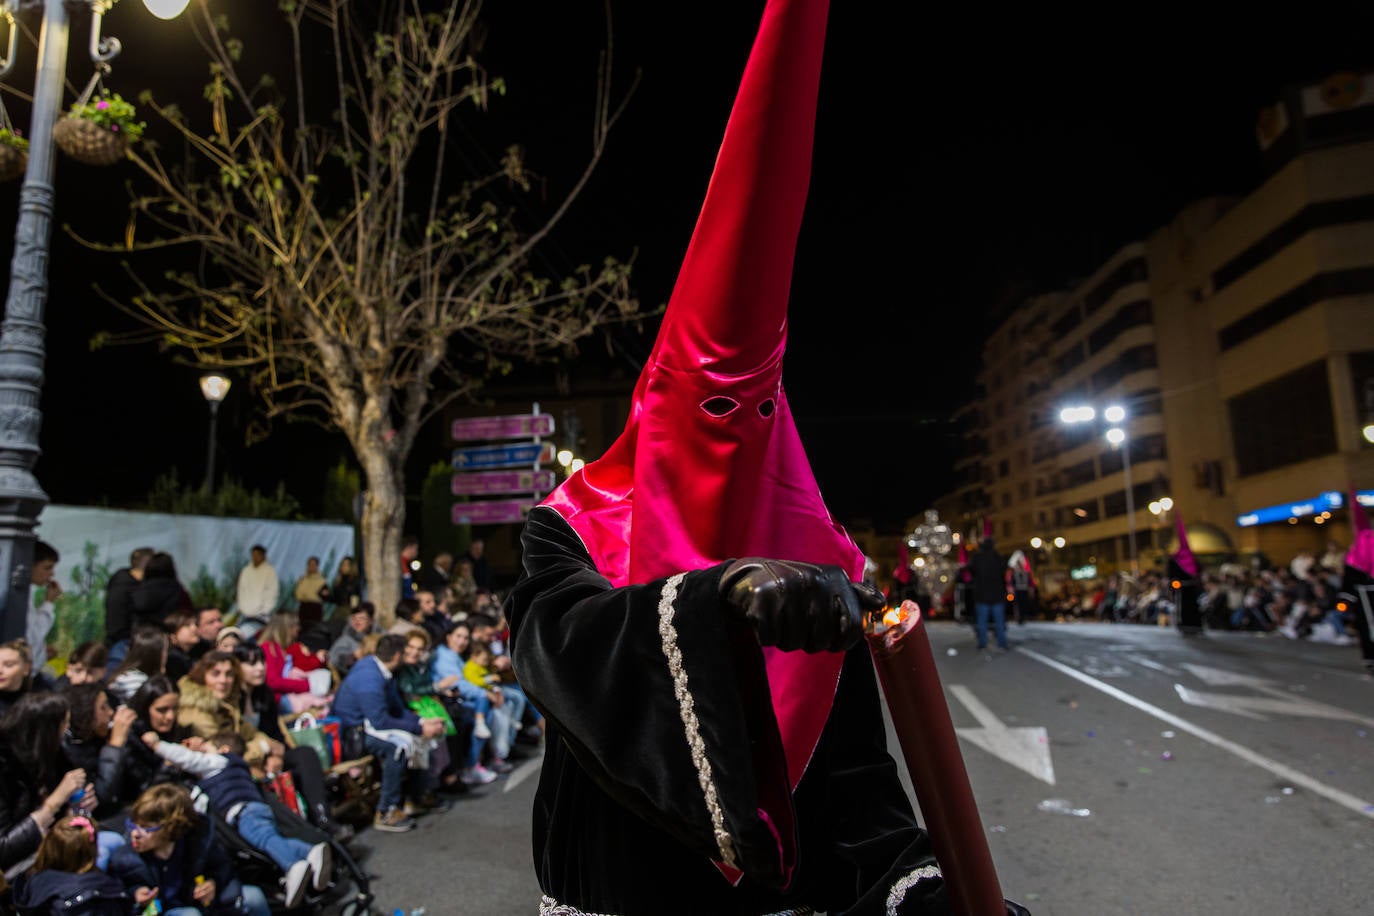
top-left (1341, 565), bottom-right (1374, 673)
top-left (506, 507), bottom-right (948, 915)
top-left (1169, 559), bottom-right (1203, 632)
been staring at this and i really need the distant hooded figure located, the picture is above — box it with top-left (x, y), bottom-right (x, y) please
top-left (1338, 529), bottom-right (1374, 674)
top-left (1170, 515), bottom-right (1203, 633)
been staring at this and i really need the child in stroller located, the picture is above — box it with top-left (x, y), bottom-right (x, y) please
top-left (142, 730), bottom-right (367, 911)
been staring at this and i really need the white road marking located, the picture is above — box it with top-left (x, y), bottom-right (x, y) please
top-left (1178, 664), bottom-right (1374, 726)
top-left (1019, 648), bottom-right (1374, 822)
top-left (1174, 683), bottom-right (1374, 726)
top-left (504, 754), bottom-right (543, 792)
top-left (1123, 654), bottom-right (1181, 675)
top-left (949, 685), bottom-right (1056, 785)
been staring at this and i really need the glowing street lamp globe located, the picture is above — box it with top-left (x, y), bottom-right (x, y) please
top-left (1104, 405), bottom-right (1126, 423)
top-left (143, 0), bottom-right (192, 20)
top-left (1105, 427), bottom-right (1126, 446)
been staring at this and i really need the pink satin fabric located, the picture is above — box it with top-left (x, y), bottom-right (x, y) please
top-left (542, 0), bottom-right (856, 813)
top-left (1174, 514), bottom-right (1200, 577)
top-left (1347, 529), bottom-right (1374, 577)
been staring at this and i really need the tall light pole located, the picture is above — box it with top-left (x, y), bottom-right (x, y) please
top-left (0, 0), bottom-right (189, 641)
top-left (1060, 403), bottom-right (1139, 576)
top-left (199, 374), bottom-right (230, 492)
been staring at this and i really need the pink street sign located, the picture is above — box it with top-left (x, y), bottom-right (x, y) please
top-left (451, 413), bottom-right (555, 442)
top-left (452, 498), bottom-right (536, 526)
top-left (451, 469), bottom-right (557, 496)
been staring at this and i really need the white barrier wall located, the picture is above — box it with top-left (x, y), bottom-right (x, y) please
top-left (34, 504), bottom-right (356, 651)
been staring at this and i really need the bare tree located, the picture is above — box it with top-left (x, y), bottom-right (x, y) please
top-left (82, 0), bottom-right (640, 622)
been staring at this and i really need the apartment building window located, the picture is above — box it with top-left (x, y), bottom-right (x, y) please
top-left (1001, 493), bottom-right (1012, 508)
top-left (1087, 300), bottom-right (1152, 355)
top-left (1091, 345), bottom-right (1157, 393)
top-left (1062, 459), bottom-right (1095, 488)
top-left (1070, 500), bottom-right (1101, 523)
top-left (994, 401), bottom-right (1005, 419)
top-left (1132, 389), bottom-right (1163, 417)
top-left (1353, 352), bottom-right (1374, 449)
top-left (1103, 483), bottom-right (1162, 518)
top-left (1100, 434), bottom-right (1168, 476)
top-left (1211, 194), bottom-right (1374, 294)
top-left (1229, 360), bottom-right (1337, 476)
top-left (1055, 342), bottom-right (1086, 375)
top-left (1083, 258), bottom-right (1148, 316)
top-left (1218, 268), bottom-right (1374, 351)
top-left (1051, 306), bottom-right (1082, 338)
top-left (1019, 482), bottom-right (1031, 500)
top-left (998, 459), bottom-right (1010, 478)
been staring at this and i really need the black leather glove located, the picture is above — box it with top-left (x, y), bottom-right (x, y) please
top-left (718, 558), bottom-right (886, 653)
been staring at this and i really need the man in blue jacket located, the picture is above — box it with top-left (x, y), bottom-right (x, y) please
top-left (331, 634), bottom-right (445, 833)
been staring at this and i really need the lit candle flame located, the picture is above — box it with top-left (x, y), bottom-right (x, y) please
top-left (883, 605), bottom-right (909, 628)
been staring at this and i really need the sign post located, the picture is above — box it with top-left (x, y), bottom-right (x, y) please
top-left (450, 403), bottom-right (556, 527)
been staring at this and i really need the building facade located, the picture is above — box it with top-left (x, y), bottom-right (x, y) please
top-left (937, 71), bottom-right (1374, 579)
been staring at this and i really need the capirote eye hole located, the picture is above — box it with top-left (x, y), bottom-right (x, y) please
top-left (700, 396), bottom-right (740, 417)
top-left (757, 398), bottom-right (776, 418)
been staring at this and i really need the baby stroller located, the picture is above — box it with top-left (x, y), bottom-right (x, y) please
top-left (193, 785), bottom-right (372, 915)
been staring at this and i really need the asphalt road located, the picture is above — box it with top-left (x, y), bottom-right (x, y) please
top-left (337, 622), bottom-right (1373, 915)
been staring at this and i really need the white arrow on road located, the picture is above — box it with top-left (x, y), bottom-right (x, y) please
top-left (949, 685), bottom-right (1056, 785)
top-left (1175, 664), bottom-right (1374, 726)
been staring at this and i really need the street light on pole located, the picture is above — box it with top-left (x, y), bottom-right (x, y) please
top-left (1061, 402), bottom-right (1139, 576)
top-left (199, 374), bottom-right (230, 492)
top-left (0, 0), bottom-right (188, 641)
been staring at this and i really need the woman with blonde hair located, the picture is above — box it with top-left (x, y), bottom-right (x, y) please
top-left (259, 611), bottom-right (332, 714)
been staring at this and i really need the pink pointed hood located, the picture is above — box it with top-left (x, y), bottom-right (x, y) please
top-left (1173, 513), bottom-right (1200, 578)
top-left (542, 0), bottom-right (854, 839)
top-left (1350, 487), bottom-right (1370, 535)
top-left (1347, 529), bottom-right (1374, 577)
top-left (894, 540), bottom-right (913, 585)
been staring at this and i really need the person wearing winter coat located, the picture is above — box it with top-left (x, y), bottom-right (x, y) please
top-left (176, 653), bottom-right (280, 775)
top-left (0, 693), bottom-right (96, 878)
top-left (11, 815), bottom-right (128, 916)
top-left (60, 684), bottom-right (139, 819)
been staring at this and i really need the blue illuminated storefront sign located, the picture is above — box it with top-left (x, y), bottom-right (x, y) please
top-left (1236, 490), bottom-right (1373, 527)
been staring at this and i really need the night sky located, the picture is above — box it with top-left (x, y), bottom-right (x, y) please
top-left (4, 1), bottom-right (1374, 532)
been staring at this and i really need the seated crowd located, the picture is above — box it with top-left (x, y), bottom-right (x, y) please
top-left (1039, 545), bottom-right (1360, 643)
top-left (0, 542), bottom-right (541, 914)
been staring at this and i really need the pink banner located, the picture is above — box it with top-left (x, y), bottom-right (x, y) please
top-left (451, 413), bottom-right (555, 442)
top-left (451, 470), bottom-right (557, 496)
top-left (451, 498), bottom-right (536, 526)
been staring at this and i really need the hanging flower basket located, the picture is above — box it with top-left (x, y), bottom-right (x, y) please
top-left (53, 92), bottom-right (144, 167)
top-left (0, 130), bottom-right (27, 182)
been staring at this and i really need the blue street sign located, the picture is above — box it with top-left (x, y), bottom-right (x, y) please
top-left (451, 441), bottom-right (555, 470)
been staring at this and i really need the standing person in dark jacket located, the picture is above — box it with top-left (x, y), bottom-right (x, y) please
top-left (61, 684), bottom-right (139, 819)
top-left (108, 784), bottom-right (269, 915)
top-left (971, 538), bottom-right (1010, 651)
top-left (0, 693), bottom-right (96, 878)
top-left (131, 553), bottom-right (192, 632)
top-left (103, 548), bottom-right (154, 674)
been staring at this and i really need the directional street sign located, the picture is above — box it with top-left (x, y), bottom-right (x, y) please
top-left (451, 413), bottom-right (555, 442)
top-left (451, 469), bottom-right (557, 496)
top-left (451, 441), bottom-right (555, 471)
top-left (452, 498), bottom-right (536, 526)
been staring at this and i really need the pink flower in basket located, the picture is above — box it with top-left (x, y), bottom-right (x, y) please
top-left (96, 100), bottom-right (109, 110)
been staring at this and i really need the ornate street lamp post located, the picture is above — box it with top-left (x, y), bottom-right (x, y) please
top-left (0, 0), bottom-right (188, 641)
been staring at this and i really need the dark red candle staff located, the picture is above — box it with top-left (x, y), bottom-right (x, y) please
top-left (866, 600), bottom-right (1005, 916)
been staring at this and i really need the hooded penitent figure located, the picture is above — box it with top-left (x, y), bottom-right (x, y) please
top-left (1170, 514), bottom-right (1203, 632)
top-left (1339, 529), bottom-right (1374, 674)
top-left (504, 1), bottom-right (971, 914)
